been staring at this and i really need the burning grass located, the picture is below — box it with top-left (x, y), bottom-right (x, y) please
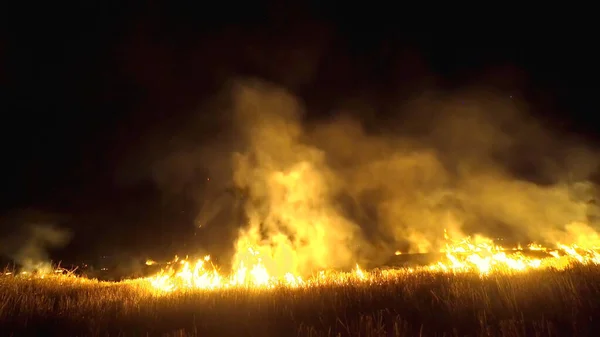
top-left (143, 233), bottom-right (600, 292)
top-left (2, 265), bottom-right (600, 336)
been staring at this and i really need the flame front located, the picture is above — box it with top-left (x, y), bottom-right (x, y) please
top-left (144, 231), bottom-right (600, 293)
top-left (6, 234), bottom-right (600, 294)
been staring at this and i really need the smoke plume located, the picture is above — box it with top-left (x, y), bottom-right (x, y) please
top-left (142, 77), bottom-right (600, 276)
top-left (224, 79), bottom-right (600, 274)
top-left (228, 80), bottom-right (361, 275)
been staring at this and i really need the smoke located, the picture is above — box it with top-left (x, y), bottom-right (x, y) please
top-left (223, 79), bottom-right (600, 273)
top-left (15, 224), bottom-right (71, 273)
top-left (0, 211), bottom-right (72, 273)
top-left (142, 77), bottom-right (600, 276)
top-left (228, 80), bottom-right (361, 275)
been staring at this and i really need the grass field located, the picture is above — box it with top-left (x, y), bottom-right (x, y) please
top-left (1, 265), bottom-right (600, 337)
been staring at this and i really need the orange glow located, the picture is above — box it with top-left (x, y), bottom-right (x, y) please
top-left (5, 231), bottom-right (600, 294)
top-left (137, 230), bottom-right (600, 293)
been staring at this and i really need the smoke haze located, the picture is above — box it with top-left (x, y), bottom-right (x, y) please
top-left (0, 211), bottom-right (72, 272)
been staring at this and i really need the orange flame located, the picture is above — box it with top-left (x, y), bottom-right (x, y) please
top-left (142, 231), bottom-right (600, 292)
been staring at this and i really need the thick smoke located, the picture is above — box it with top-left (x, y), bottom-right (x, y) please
top-left (311, 92), bottom-right (600, 258)
top-left (142, 77), bottom-right (600, 275)
top-left (229, 80), bottom-right (361, 275)
top-left (225, 79), bottom-right (600, 273)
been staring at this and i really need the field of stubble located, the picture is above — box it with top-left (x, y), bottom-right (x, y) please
top-left (1, 265), bottom-right (600, 337)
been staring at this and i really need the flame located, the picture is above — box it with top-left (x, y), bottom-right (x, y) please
top-left (140, 230), bottom-right (600, 292)
top-left (4, 231), bottom-right (600, 293)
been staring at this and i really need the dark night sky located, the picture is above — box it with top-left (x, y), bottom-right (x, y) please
top-left (2, 3), bottom-right (599, 262)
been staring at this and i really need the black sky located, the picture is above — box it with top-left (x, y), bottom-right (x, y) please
top-left (2, 3), bottom-right (599, 261)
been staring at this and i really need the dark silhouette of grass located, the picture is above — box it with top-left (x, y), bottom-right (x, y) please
top-left (1, 265), bottom-right (600, 336)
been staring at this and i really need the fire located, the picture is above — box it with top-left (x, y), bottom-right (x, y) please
top-left (140, 230), bottom-right (600, 293)
top-left (146, 251), bottom-right (297, 292)
top-left (4, 232), bottom-right (600, 293)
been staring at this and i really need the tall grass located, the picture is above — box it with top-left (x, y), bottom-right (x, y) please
top-left (1, 265), bottom-right (599, 336)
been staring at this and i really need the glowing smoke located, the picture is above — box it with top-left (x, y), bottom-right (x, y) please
top-left (229, 80), bottom-right (361, 275)
top-left (225, 80), bottom-right (600, 272)
top-left (140, 77), bottom-right (600, 276)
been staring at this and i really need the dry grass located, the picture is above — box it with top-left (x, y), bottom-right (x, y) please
top-left (1, 265), bottom-right (600, 336)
